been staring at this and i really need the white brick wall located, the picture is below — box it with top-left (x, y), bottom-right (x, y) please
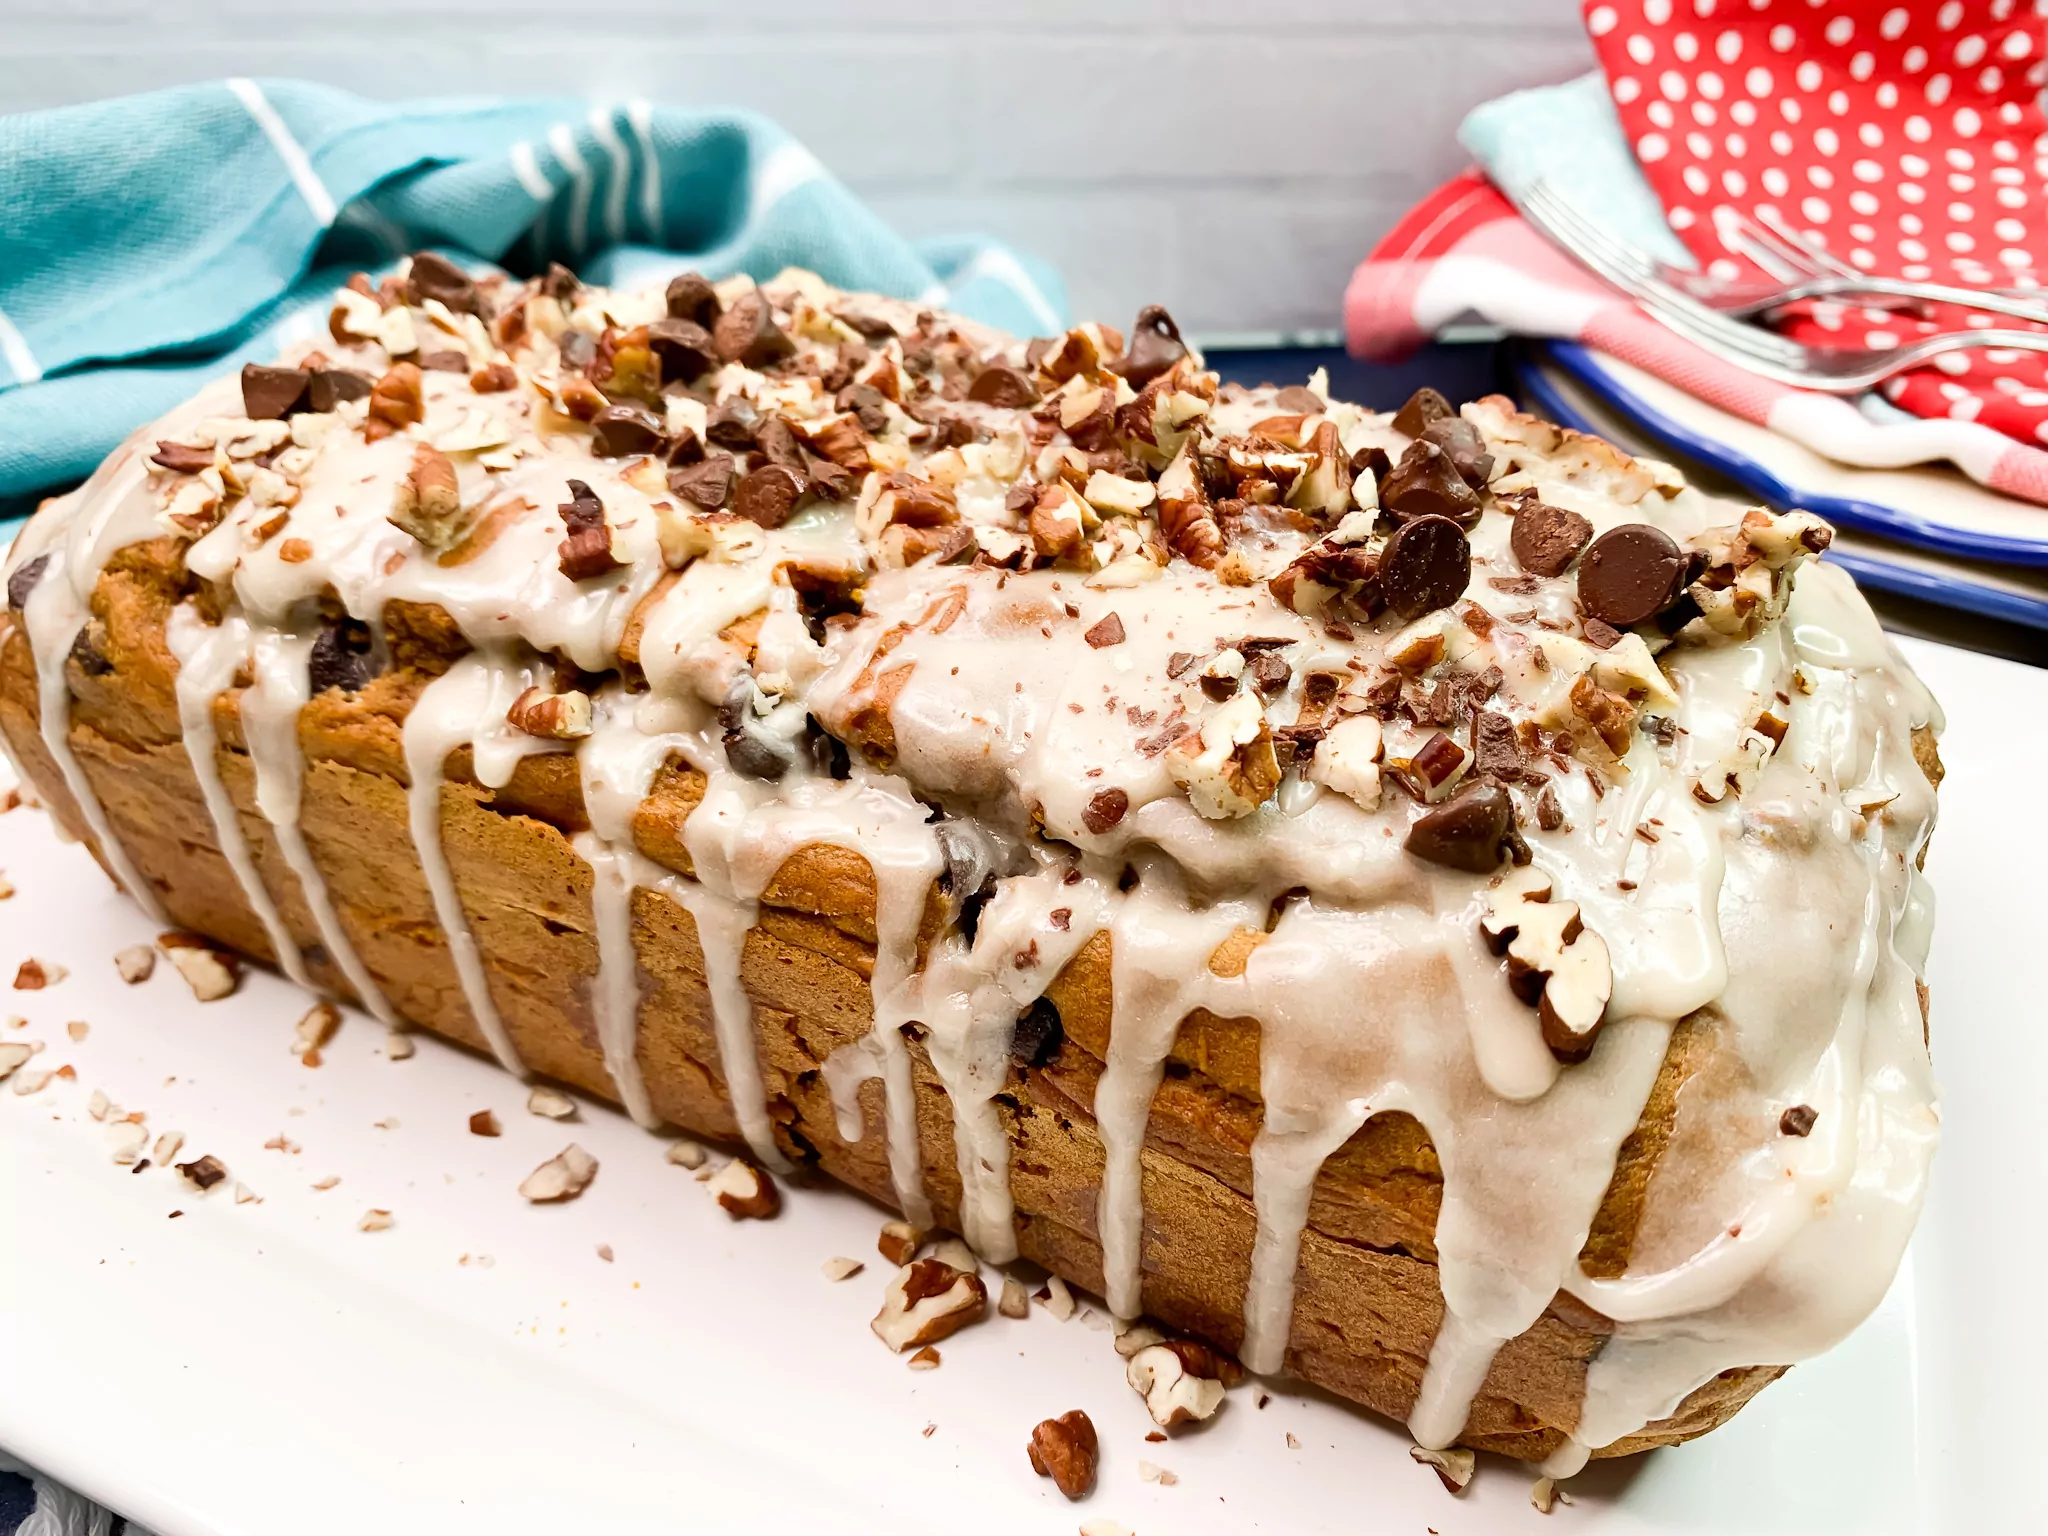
top-left (0, 0), bottom-right (1593, 337)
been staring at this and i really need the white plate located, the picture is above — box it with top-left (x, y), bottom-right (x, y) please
top-left (1, 636), bottom-right (2042, 1536)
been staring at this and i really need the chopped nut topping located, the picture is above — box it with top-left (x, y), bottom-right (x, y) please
top-left (1027, 1410), bottom-right (1100, 1500)
top-left (998, 1275), bottom-right (1031, 1318)
top-left (389, 443), bottom-right (466, 550)
top-left (822, 1256), bottom-right (866, 1282)
top-left (871, 1257), bottom-right (988, 1352)
top-left (506, 686), bottom-right (595, 741)
top-left (156, 934), bottom-right (239, 1001)
top-left (1126, 1341), bottom-right (1228, 1429)
top-left (359, 1208), bottom-right (395, 1232)
top-left (666, 1138), bottom-right (708, 1169)
top-left (469, 1109), bottom-right (502, 1137)
top-left (1481, 866), bottom-right (1613, 1062)
top-left (1410, 1444), bottom-right (1476, 1493)
top-left (13, 957), bottom-right (64, 990)
top-left (292, 1001), bottom-right (339, 1064)
top-left (519, 1143), bottom-right (599, 1202)
top-left (878, 1218), bottom-right (925, 1266)
top-left (527, 1084), bottom-right (577, 1119)
top-left (706, 1156), bottom-right (780, 1220)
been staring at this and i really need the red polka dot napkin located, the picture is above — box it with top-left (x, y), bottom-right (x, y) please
top-left (1585, 0), bottom-right (2048, 444)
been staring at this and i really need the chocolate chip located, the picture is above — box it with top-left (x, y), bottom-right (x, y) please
top-left (557, 479), bottom-right (621, 581)
top-left (1380, 440), bottom-right (1482, 526)
top-left (723, 725), bottom-right (793, 781)
top-left (68, 622), bottom-right (113, 676)
top-left (1779, 1104), bottom-right (1817, 1137)
top-left (241, 363), bottom-right (309, 421)
top-left (406, 251), bottom-right (480, 315)
top-left (1198, 671), bottom-right (1240, 702)
top-left (589, 403), bottom-right (665, 458)
top-left (1349, 444), bottom-right (1392, 481)
top-left (1083, 787), bottom-right (1130, 834)
top-left (306, 367), bottom-right (373, 413)
top-left (1404, 782), bottom-right (1519, 873)
top-left (967, 362), bottom-right (1040, 408)
top-left (838, 383), bottom-right (890, 434)
top-left (1535, 781), bottom-right (1565, 831)
top-left (308, 615), bottom-right (379, 695)
top-left (1084, 613), bottom-right (1125, 648)
top-left (542, 263), bottom-right (581, 303)
top-left (1419, 415), bottom-right (1494, 489)
top-left (711, 292), bottom-right (795, 368)
top-left (6, 553), bottom-right (50, 612)
top-left (176, 1154), bottom-right (228, 1190)
top-left (558, 329), bottom-right (597, 372)
top-left (734, 464), bottom-right (805, 529)
top-left (705, 398), bottom-right (759, 450)
top-left (1472, 709), bottom-right (1522, 779)
top-left (755, 415), bottom-right (809, 478)
top-left (1273, 384), bottom-right (1323, 413)
top-left (418, 350), bottom-right (469, 373)
top-left (1166, 651), bottom-right (1201, 680)
top-left (1578, 524), bottom-right (1689, 628)
top-left (665, 272), bottom-right (722, 327)
top-left (1114, 305), bottom-right (1186, 390)
top-left (1391, 386), bottom-right (1454, 440)
top-left (150, 440), bottom-right (213, 473)
top-left (1510, 500), bottom-right (1595, 579)
top-left (1379, 514), bottom-right (1471, 618)
top-left (1012, 997), bottom-right (1064, 1069)
top-left (670, 453), bottom-right (736, 510)
top-left (1249, 651), bottom-right (1291, 695)
top-left (1583, 616), bottom-right (1624, 649)
top-left (805, 452), bottom-right (854, 502)
top-left (641, 317), bottom-right (712, 383)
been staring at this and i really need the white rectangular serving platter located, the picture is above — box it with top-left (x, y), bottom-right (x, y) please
top-left (1, 635), bottom-right (2042, 1536)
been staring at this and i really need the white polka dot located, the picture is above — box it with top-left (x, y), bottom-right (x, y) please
top-left (1949, 396), bottom-right (1983, 421)
top-left (1770, 129), bottom-right (1794, 154)
top-left (1781, 98), bottom-right (1803, 124)
top-left (1770, 23), bottom-right (1795, 52)
top-left (1796, 60), bottom-right (1822, 90)
top-left (1928, 73), bottom-right (1953, 105)
top-left (1876, 82), bottom-right (1900, 110)
top-left (1587, 4), bottom-right (1617, 35)
top-left (1901, 154), bottom-right (1931, 177)
top-left (2000, 246), bottom-right (2033, 269)
top-left (1824, 15), bottom-right (1854, 46)
top-left (1999, 102), bottom-right (2024, 125)
top-left (1852, 159), bottom-right (1883, 183)
top-left (1996, 217), bottom-right (2028, 241)
top-left (1880, 7), bottom-right (1910, 40)
top-left (1762, 165), bottom-right (1790, 196)
top-left (1812, 302), bottom-right (1847, 331)
top-left (1997, 185), bottom-right (2029, 208)
top-left (1717, 29), bottom-right (1742, 64)
top-left (1850, 189), bottom-right (1881, 213)
top-left (1900, 181), bottom-right (1926, 203)
top-left (1904, 115), bottom-right (1932, 144)
top-left (1860, 123), bottom-right (1887, 149)
top-left (1950, 203), bottom-right (1977, 225)
top-left (1627, 33), bottom-right (1656, 66)
top-left (1745, 65), bottom-right (1773, 96)
top-left (1707, 257), bottom-right (1742, 282)
top-left (1951, 174), bottom-right (1977, 194)
top-left (1900, 212), bottom-right (1924, 234)
top-left (1933, 351), bottom-right (1970, 376)
top-left (1674, 31), bottom-right (1700, 63)
top-left (2019, 391), bottom-right (2048, 408)
top-left (1865, 330), bottom-right (1900, 348)
top-left (1956, 34), bottom-right (1988, 68)
top-left (1946, 229), bottom-right (1977, 252)
top-left (1722, 168), bottom-right (1748, 197)
top-left (1809, 165), bottom-right (1836, 190)
top-left (1668, 205), bottom-right (1697, 230)
top-left (1828, 89), bottom-right (1851, 116)
top-left (1802, 196), bottom-right (1832, 224)
top-left (1725, 131), bottom-right (1748, 157)
top-left (1940, 381), bottom-right (1971, 401)
top-left (1691, 100), bottom-right (1719, 126)
top-left (1814, 126), bottom-right (1841, 156)
top-left (1731, 99), bottom-right (1758, 126)
top-left (1687, 131), bottom-right (1713, 159)
top-left (1993, 165), bottom-right (2025, 183)
top-left (1904, 45), bottom-right (1929, 73)
top-left (1697, 70), bottom-right (1725, 101)
top-left (1904, 263), bottom-right (1935, 279)
top-left (1954, 106), bottom-right (1982, 137)
top-left (1614, 75), bottom-right (1643, 104)
top-left (1644, 0), bottom-right (1672, 23)
top-left (1637, 132), bottom-right (1670, 163)
top-left (1683, 166), bottom-right (1710, 196)
top-left (1850, 248), bottom-right (1877, 270)
top-left (2003, 28), bottom-right (2035, 59)
top-left (1937, 1), bottom-right (1964, 29)
top-left (1659, 69), bottom-right (1687, 100)
top-left (1849, 51), bottom-right (1877, 82)
top-left (1980, 65), bottom-right (2004, 92)
top-left (1648, 100), bottom-right (1676, 128)
top-left (1985, 349), bottom-right (2023, 366)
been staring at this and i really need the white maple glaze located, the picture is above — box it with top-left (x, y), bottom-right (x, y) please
top-left (0, 268), bottom-right (1945, 1470)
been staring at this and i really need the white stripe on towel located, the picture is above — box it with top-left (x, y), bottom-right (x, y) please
top-left (588, 106), bottom-right (631, 246)
top-left (625, 100), bottom-right (662, 240)
top-left (548, 122), bottom-right (593, 254)
top-left (749, 142), bottom-right (825, 229)
top-left (228, 78), bottom-right (338, 227)
top-left (509, 141), bottom-right (555, 201)
top-left (0, 304), bottom-right (41, 385)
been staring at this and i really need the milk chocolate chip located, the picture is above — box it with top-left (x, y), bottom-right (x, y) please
top-left (1118, 305), bottom-right (1188, 389)
top-left (1083, 787), bottom-right (1130, 834)
top-left (589, 403), bottom-right (665, 458)
top-left (1404, 782), bottom-right (1520, 873)
top-left (241, 364), bottom-right (309, 421)
top-left (665, 272), bottom-right (722, 327)
top-left (306, 367), bottom-right (373, 414)
top-left (1379, 440), bottom-right (1482, 526)
top-left (7, 553), bottom-right (50, 611)
top-left (647, 317), bottom-right (716, 382)
top-left (1510, 500), bottom-right (1594, 578)
top-left (405, 251), bottom-right (481, 316)
top-left (1392, 386), bottom-right (1454, 440)
top-left (670, 453), bottom-right (736, 510)
top-left (1012, 997), bottom-right (1065, 1069)
top-left (967, 362), bottom-right (1040, 408)
top-left (712, 292), bottom-right (795, 368)
top-left (1578, 524), bottom-right (1689, 627)
top-left (1419, 415), bottom-right (1494, 489)
top-left (734, 464), bottom-right (805, 529)
top-left (1380, 514), bottom-right (1471, 617)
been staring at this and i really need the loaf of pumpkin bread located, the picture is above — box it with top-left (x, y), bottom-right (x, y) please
top-left (0, 259), bottom-right (1942, 1468)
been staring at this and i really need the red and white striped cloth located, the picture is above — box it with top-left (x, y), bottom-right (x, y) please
top-left (1342, 170), bottom-right (2048, 506)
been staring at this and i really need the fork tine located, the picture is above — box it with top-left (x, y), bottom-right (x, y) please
top-left (1719, 209), bottom-right (1808, 283)
top-left (1752, 206), bottom-right (1861, 282)
top-left (1631, 283), bottom-right (1812, 367)
top-left (1521, 183), bottom-right (1658, 282)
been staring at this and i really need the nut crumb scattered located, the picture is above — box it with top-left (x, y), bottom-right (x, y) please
top-left (930, 1235), bottom-right (979, 1274)
top-left (358, 1208), bottom-right (393, 1232)
top-left (233, 1182), bottom-right (260, 1204)
top-left (998, 1275), bottom-right (1030, 1319)
top-left (1530, 1476), bottom-right (1557, 1514)
top-left (311, 1175), bottom-right (341, 1191)
top-left (292, 1001), bottom-right (340, 1064)
top-left (1409, 1444), bottom-right (1475, 1494)
top-left (13, 958), bottom-right (65, 990)
top-left (1035, 1274), bottom-right (1077, 1321)
top-left (152, 1130), bottom-right (184, 1166)
top-left (596, 1243), bottom-right (615, 1263)
top-left (664, 1137), bottom-right (706, 1169)
top-left (877, 1218), bottom-right (924, 1266)
top-left (0, 1041), bottom-right (39, 1082)
top-left (469, 1109), bottom-right (502, 1137)
top-left (921, 1423), bottom-right (936, 1439)
top-left (907, 1345), bottom-right (941, 1370)
top-left (520, 1143), bottom-right (598, 1202)
top-left (66, 1020), bottom-right (89, 1042)
top-left (1286, 1432), bottom-right (1302, 1450)
top-left (707, 1156), bottom-right (780, 1219)
top-left (1028, 1410), bottom-right (1099, 1500)
top-left (113, 945), bottom-right (155, 984)
top-left (156, 935), bottom-right (238, 1001)
top-left (821, 1256), bottom-right (865, 1282)
top-left (873, 1258), bottom-right (989, 1352)
top-left (1078, 1520), bottom-right (1133, 1536)
top-left (373, 1117), bottom-right (399, 1130)
top-left (263, 1134), bottom-right (301, 1154)
top-left (107, 1121), bottom-right (148, 1165)
top-left (527, 1085), bottom-right (576, 1120)
top-left (1137, 1459), bottom-right (1178, 1486)
top-left (384, 1030), bottom-right (416, 1060)
top-left (11, 1067), bottom-right (53, 1096)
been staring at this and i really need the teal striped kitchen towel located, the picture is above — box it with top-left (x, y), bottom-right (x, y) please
top-left (0, 79), bottom-right (1067, 515)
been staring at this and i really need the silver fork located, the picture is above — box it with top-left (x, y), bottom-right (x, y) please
top-left (1516, 179), bottom-right (2048, 394)
top-left (1722, 206), bottom-right (2048, 326)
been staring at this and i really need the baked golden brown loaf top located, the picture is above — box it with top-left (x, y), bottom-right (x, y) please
top-left (0, 258), bottom-right (1942, 1470)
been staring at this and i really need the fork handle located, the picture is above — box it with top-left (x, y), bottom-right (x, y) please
top-left (1783, 274), bottom-right (2048, 329)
